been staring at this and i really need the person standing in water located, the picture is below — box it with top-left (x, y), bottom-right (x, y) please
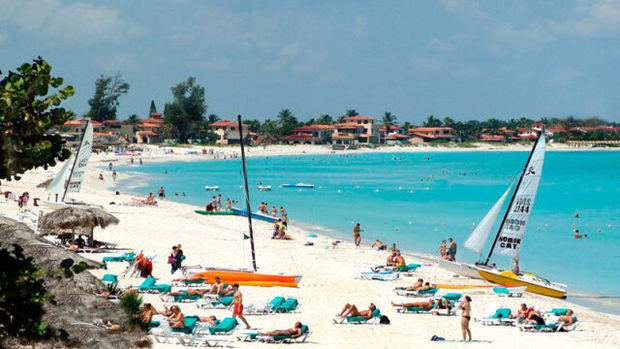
top-left (448, 238), bottom-right (457, 261)
top-left (353, 223), bottom-right (362, 247)
top-left (460, 296), bottom-right (472, 342)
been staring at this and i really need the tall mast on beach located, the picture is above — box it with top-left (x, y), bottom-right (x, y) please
top-left (237, 114), bottom-right (258, 271)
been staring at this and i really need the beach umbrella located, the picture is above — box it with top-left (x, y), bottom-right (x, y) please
top-left (39, 206), bottom-right (119, 237)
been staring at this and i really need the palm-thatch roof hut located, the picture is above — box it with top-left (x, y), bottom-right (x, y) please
top-left (39, 207), bottom-right (119, 239)
top-left (0, 216), bottom-right (149, 348)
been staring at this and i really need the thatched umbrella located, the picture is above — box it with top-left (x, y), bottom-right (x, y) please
top-left (39, 207), bottom-right (119, 239)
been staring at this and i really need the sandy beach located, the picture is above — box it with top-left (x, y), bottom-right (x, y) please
top-left (1, 144), bottom-right (619, 348)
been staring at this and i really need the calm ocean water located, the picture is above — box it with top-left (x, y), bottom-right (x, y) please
top-left (116, 150), bottom-right (619, 299)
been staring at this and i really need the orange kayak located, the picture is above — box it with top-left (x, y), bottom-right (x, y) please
top-left (193, 270), bottom-right (301, 288)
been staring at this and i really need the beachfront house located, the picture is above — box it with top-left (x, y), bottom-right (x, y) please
top-left (210, 119), bottom-right (251, 145)
top-left (344, 116), bottom-right (379, 144)
top-left (331, 122), bottom-right (366, 145)
top-left (283, 125), bottom-right (333, 144)
top-left (61, 118), bottom-right (103, 134)
top-left (408, 127), bottom-right (455, 143)
top-left (385, 133), bottom-right (410, 145)
top-left (102, 120), bottom-right (135, 142)
top-left (135, 113), bottom-right (165, 144)
top-left (517, 127), bottom-right (538, 140)
top-left (378, 125), bottom-right (407, 144)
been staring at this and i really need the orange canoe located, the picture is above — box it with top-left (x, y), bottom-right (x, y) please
top-left (193, 270), bottom-right (301, 288)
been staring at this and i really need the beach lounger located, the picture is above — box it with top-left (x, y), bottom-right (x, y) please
top-left (371, 263), bottom-right (420, 273)
top-left (545, 308), bottom-right (569, 316)
top-left (439, 293), bottom-right (462, 302)
top-left (102, 252), bottom-right (136, 263)
top-left (395, 287), bottom-right (438, 297)
top-left (237, 324), bottom-right (311, 344)
top-left (272, 298), bottom-right (299, 313)
top-left (196, 296), bottom-right (234, 309)
top-left (395, 300), bottom-right (454, 316)
top-left (518, 316), bottom-right (579, 332)
top-left (179, 318), bottom-right (237, 347)
top-left (159, 292), bottom-right (205, 303)
top-left (100, 274), bottom-right (118, 288)
top-left (137, 277), bottom-right (172, 294)
top-left (493, 286), bottom-right (525, 297)
top-left (479, 308), bottom-right (515, 326)
top-left (245, 297), bottom-right (285, 315)
top-left (171, 279), bottom-right (208, 288)
top-left (333, 309), bottom-right (382, 324)
top-left (358, 271), bottom-right (399, 281)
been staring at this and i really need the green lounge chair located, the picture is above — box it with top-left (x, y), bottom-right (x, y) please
top-left (138, 277), bottom-right (172, 294)
top-left (198, 296), bottom-right (234, 309)
top-left (101, 274), bottom-right (118, 288)
top-left (272, 324), bottom-right (310, 343)
top-left (102, 252), bottom-right (135, 263)
top-left (397, 263), bottom-right (421, 272)
top-left (172, 316), bottom-right (199, 334)
top-left (344, 308), bottom-right (382, 324)
top-left (273, 298), bottom-right (298, 313)
top-left (441, 293), bottom-right (462, 301)
top-left (208, 317), bottom-right (238, 335)
top-left (246, 296), bottom-right (285, 315)
top-left (546, 308), bottom-right (568, 316)
top-left (480, 308), bottom-right (514, 326)
top-left (493, 286), bottom-right (525, 297)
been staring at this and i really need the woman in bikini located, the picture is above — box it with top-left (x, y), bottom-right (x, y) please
top-left (460, 295), bottom-right (472, 342)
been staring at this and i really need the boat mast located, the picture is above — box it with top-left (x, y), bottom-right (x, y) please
top-left (484, 131), bottom-right (542, 265)
top-left (61, 119), bottom-right (90, 202)
top-left (237, 115), bottom-right (257, 271)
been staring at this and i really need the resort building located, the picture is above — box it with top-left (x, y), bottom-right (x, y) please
top-left (331, 122), bottom-right (366, 145)
top-left (343, 116), bottom-right (379, 144)
top-left (407, 127), bottom-right (455, 143)
top-left (385, 133), bottom-right (410, 145)
top-left (135, 113), bottom-right (165, 144)
top-left (378, 125), bottom-right (407, 144)
top-left (61, 118), bottom-right (103, 134)
top-left (283, 125), bottom-right (333, 144)
top-left (479, 134), bottom-right (506, 142)
top-left (517, 127), bottom-right (538, 140)
top-left (210, 119), bottom-right (251, 145)
top-left (102, 120), bottom-right (135, 142)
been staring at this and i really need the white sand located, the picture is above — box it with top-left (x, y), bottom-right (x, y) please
top-left (1, 144), bottom-right (618, 348)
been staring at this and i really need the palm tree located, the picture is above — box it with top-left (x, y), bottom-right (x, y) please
top-left (422, 115), bottom-right (442, 127)
top-left (315, 114), bottom-right (332, 125)
top-left (276, 109), bottom-right (298, 137)
top-left (382, 112), bottom-right (397, 133)
top-left (126, 114), bottom-right (140, 123)
top-left (442, 117), bottom-right (455, 128)
top-left (207, 114), bottom-right (220, 124)
top-left (345, 109), bottom-right (359, 117)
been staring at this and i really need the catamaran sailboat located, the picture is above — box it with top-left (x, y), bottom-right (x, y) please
top-left (438, 132), bottom-right (567, 298)
top-left (41, 119), bottom-right (100, 209)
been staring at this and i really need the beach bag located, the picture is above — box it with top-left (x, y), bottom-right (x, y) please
top-left (167, 255), bottom-right (174, 264)
top-left (379, 315), bottom-right (390, 324)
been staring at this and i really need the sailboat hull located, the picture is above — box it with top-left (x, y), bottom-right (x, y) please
top-left (437, 259), bottom-right (483, 280)
top-left (193, 270), bottom-right (301, 288)
top-left (477, 269), bottom-right (566, 298)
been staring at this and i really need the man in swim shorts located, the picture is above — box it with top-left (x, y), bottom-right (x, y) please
top-left (258, 321), bottom-right (304, 338)
top-left (391, 299), bottom-right (435, 310)
top-left (353, 223), bottom-right (362, 247)
top-left (394, 250), bottom-right (406, 267)
top-left (336, 303), bottom-right (376, 319)
top-left (229, 284), bottom-right (250, 329)
top-left (448, 238), bottom-right (457, 261)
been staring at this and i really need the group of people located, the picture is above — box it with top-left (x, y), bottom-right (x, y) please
top-left (437, 238), bottom-right (458, 261)
top-left (386, 250), bottom-right (407, 267)
top-left (511, 303), bottom-right (576, 327)
top-left (168, 244), bottom-right (185, 274)
top-left (206, 194), bottom-right (230, 212)
top-left (259, 203), bottom-right (287, 218)
top-left (17, 191), bottom-right (30, 208)
top-left (272, 218), bottom-right (292, 240)
top-left (394, 278), bottom-right (434, 292)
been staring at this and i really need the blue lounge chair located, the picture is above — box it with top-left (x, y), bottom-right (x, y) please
top-left (209, 317), bottom-right (238, 335)
top-left (101, 274), bottom-right (118, 288)
top-left (102, 252), bottom-right (135, 262)
top-left (273, 298), bottom-right (298, 313)
top-left (493, 286), bottom-right (525, 297)
top-left (480, 308), bottom-right (515, 326)
top-left (441, 293), bottom-right (462, 301)
top-left (138, 277), bottom-right (172, 294)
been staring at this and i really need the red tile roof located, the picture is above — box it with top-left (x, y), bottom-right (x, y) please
top-left (547, 128), bottom-right (567, 133)
top-left (519, 135), bottom-right (538, 139)
top-left (332, 135), bottom-right (354, 139)
top-left (137, 122), bottom-right (162, 128)
top-left (409, 127), bottom-right (454, 132)
top-left (93, 132), bottom-right (114, 136)
top-left (292, 125), bottom-right (333, 132)
top-left (282, 135), bottom-right (324, 141)
top-left (334, 123), bottom-right (363, 129)
top-left (386, 134), bottom-right (408, 140)
top-left (344, 116), bottom-right (376, 121)
top-left (480, 134), bottom-right (505, 142)
top-left (62, 118), bottom-right (102, 128)
top-left (136, 131), bottom-right (161, 136)
top-left (531, 122), bottom-right (546, 127)
top-left (378, 125), bottom-right (401, 132)
top-left (211, 120), bottom-right (249, 127)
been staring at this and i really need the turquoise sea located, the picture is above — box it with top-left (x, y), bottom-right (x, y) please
top-left (116, 150), bottom-right (619, 304)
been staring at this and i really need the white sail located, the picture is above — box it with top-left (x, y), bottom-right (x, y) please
top-left (464, 184), bottom-right (513, 254)
top-left (65, 120), bottom-right (93, 194)
top-left (495, 135), bottom-right (546, 257)
top-left (45, 157), bottom-right (72, 196)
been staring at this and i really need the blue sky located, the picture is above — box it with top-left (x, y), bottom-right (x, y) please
top-left (1, 0), bottom-right (619, 123)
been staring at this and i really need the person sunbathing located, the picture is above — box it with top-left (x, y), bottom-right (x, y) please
top-left (141, 303), bottom-right (160, 323)
top-left (386, 252), bottom-right (397, 266)
top-left (526, 308), bottom-right (545, 325)
top-left (209, 277), bottom-right (233, 295)
top-left (336, 303), bottom-right (376, 319)
top-left (167, 305), bottom-right (185, 329)
top-left (510, 303), bottom-right (532, 320)
top-left (558, 310), bottom-right (575, 325)
top-left (164, 288), bottom-right (209, 296)
top-left (394, 251), bottom-right (406, 267)
top-left (277, 227), bottom-right (293, 240)
top-left (436, 298), bottom-right (452, 311)
top-left (391, 299), bottom-right (435, 310)
top-left (197, 315), bottom-right (219, 326)
top-left (419, 282), bottom-right (433, 291)
top-left (259, 321), bottom-right (303, 338)
top-left (395, 278), bottom-right (424, 291)
top-left (172, 275), bottom-right (207, 283)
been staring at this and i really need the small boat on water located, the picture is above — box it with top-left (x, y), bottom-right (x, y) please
top-left (230, 207), bottom-right (278, 223)
top-left (194, 210), bottom-right (237, 216)
top-left (281, 183), bottom-right (314, 188)
top-left (192, 268), bottom-right (301, 288)
top-left (204, 185), bottom-right (220, 191)
top-left (258, 185), bottom-right (272, 191)
top-left (437, 132), bottom-right (567, 298)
